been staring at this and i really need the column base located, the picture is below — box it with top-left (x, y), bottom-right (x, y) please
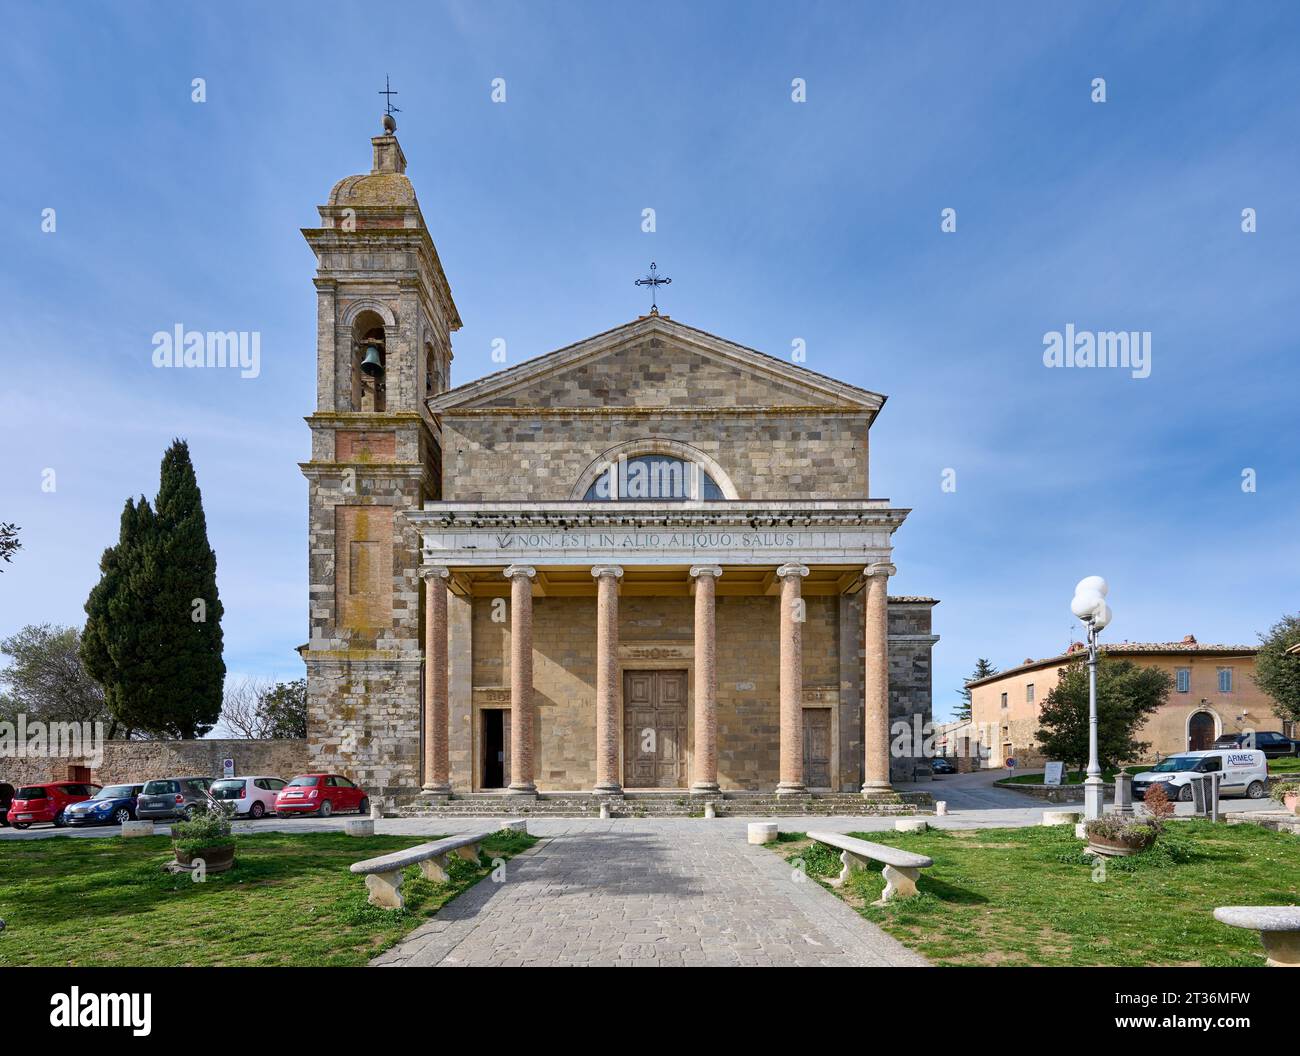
top-left (861, 781), bottom-right (894, 795)
top-left (420, 784), bottom-right (451, 800)
top-left (775, 782), bottom-right (809, 796)
top-left (506, 783), bottom-right (537, 798)
top-left (689, 783), bottom-right (720, 795)
top-left (592, 784), bottom-right (624, 797)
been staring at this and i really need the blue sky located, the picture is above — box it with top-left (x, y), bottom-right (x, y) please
top-left (1, 1), bottom-right (1297, 723)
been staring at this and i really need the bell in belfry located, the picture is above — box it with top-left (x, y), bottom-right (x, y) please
top-left (360, 344), bottom-right (384, 377)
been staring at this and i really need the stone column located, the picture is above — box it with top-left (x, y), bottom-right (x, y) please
top-left (776, 563), bottom-right (810, 795)
top-left (862, 562), bottom-right (896, 794)
top-left (591, 565), bottom-right (624, 794)
top-left (690, 566), bottom-right (723, 793)
top-left (503, 565), bottom-right (537, 795)
top-left (421, 566), bottom-right (451, 795)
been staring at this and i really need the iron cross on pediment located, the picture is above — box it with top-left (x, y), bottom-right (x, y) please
top-left (634, 262), bottom-right (671, 315)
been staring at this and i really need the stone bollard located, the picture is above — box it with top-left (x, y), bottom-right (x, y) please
top-left (345, 818), bottom-right (375, 837)
top-left (1074, 822), bottom-right (1088, 840)
top-left (1114, 773), bottom-right (1133, 816)
top-left (370, 803), bottom-right (384, 821)
top-left (704, 801), bottom-right (717, 819)
top-left (121, 820), bottom-right (154, 838)
top-left (599, 802), bottom-right (611, 820)
top-left (501, 819), bottom-right (528, 834)
top-left (935, 801), bottom-right (948, 816)
top-left (1042, 810), bottom-right (1082, 826)
top-left (895, 819), bottom-right (927, 833)
top-left (748, 822), bottom-right (778, 845)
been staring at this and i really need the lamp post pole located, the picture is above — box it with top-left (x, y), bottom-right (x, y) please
top-left (1083, 616), bottom-right (1104, 821)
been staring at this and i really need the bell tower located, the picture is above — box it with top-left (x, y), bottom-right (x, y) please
top-left (300, 113), bottom-right (461, 803)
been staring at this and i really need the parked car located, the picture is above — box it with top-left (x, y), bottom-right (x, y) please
top-left (0, 782), bottom-right (13, 826)
top-left (62, 783), bottom-right (145, 827)
top-left (6, 782), bottom-right (101, 829)
top-left (209, 775), bottom-right (287, 819)
top-left (1132, 749), bottom-right (1269, 802)
top-left (1210, 731), bottom-right (1300, 759)
top-left (135, 776), bottom-right (215, 821)
top-left (274, 773), bottom-right (369, 817)
top-left (930, 757), bottom-right (957, 775)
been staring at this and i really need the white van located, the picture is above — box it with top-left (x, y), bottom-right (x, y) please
top-left (1132, 749), bottom-right (1269, 802)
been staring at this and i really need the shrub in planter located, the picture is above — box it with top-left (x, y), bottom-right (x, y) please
top-left (171, 801), bottom-right (236, 874)
top-left (1275, 782), bottom-right (1300, 815)
top-left (1084, 814), bottom-right (1159, 856)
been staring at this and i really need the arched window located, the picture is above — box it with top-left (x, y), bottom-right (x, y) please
top-left (583, 454), bottom-right (725, 501)
top-left (351, 311), bottom-right (387, 412)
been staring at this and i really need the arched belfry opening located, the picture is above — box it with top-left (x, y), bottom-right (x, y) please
top-left (351, 311), bottom-right (387, 412)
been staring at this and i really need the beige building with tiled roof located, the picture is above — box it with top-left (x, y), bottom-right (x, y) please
top-left (968, 635), bottom-right (1283, 768)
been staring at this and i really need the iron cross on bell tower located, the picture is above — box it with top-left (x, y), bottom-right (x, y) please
top-left (635, 262), bottom-right (672, 316)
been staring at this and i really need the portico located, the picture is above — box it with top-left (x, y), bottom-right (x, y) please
top-left (409, 502), bottom-right (920, 796)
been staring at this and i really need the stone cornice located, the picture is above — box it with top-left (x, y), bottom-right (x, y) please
top-left (432, 405), bottom-right (876, 419)
top-left (411, 500), bottom-right (908, 530)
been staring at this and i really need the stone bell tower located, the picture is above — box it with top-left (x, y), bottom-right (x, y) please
top-left (300, 115), bottom-right (461, 802)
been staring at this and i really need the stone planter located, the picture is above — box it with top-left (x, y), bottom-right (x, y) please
top-left (174, 843), bottom-right (235, 874)
top-left (1085, 832), bottom-right (1154, 857)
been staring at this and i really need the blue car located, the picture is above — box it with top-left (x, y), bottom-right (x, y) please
top-left (61, 783), bottom-right (144, 827)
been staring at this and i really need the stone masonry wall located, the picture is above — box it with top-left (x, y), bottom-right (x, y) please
top-left (1, 739), bottom-right (308, 788)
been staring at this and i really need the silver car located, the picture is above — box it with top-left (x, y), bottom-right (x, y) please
top-left (136, 776), bottom-right (214, 820)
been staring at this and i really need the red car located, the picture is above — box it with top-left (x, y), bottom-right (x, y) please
top-left (7, 781), bottom-right (102, 829)
top-left (274, 773), bottom-right (369, 818)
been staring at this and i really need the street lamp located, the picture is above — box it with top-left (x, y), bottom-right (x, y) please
top-left (1070, 576), bottom-right (1113, 821)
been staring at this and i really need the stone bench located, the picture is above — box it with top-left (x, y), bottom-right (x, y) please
top-left (1213, 906), bottom-right (1300, 967)
top-left (350, 832), bottom-right (491, 909)
top-left (807, 830), bottom-right (933, 905)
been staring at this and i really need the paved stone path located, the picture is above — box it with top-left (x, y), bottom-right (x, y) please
top-left (370, 820), bottom-right (930, 967)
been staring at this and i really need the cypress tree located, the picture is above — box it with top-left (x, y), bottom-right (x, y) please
top-left (150, 439), bottom-right (225, 737)
top-left (82, 440), bottom-right (224, 738)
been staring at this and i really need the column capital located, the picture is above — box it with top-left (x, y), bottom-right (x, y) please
top-left (863, 561), bottom-right (897, 579)
top-left (776, 562), bottom-right (810, 579)
top-left (419, 565), bottom-right (451, 581)
top-left (590, 565), bottom-right (624, 580)
top-left (503, 564), bottom-right (536, 580)
top-left (689, 565), bottom-right (723, 579)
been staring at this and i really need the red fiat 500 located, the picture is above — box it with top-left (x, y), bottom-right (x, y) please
top-left (7, 781), bottom-right (101, 829)
top-left (273, 773), bottom-right (369, 818)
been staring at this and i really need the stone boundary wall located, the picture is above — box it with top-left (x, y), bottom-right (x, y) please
top-left (0, 739), bottom-right (309, 787)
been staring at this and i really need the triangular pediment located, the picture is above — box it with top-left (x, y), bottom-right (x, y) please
top-left (429, 316), bottom-right (885, 415)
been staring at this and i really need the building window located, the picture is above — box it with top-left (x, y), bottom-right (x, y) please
top-left (1218, 667), bottom-right (1233, 693)
top-left (1000, 692), bottom-right (1008, 709)
top-left (1175, 667), bottom-right (1191, 693)
top-left (583, 455), bottom-right (725, 501)
top-left (1026, 683), bottom-right (1035, 704)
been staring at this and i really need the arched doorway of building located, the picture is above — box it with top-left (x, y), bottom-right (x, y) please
top-left (1188, 710), bottom-right (1216, 751)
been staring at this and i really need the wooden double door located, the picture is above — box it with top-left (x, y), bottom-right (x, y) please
top-left (623, 669), bottom-right (688, 788)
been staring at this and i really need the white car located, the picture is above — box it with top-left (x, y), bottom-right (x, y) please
top-left (208, 775), bottom-right (288, 818)
top-left (1132, 749), bottom-right (1269, 802)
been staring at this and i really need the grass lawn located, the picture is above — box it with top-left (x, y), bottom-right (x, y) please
top-left (0, 829), bottom-right (537, 966)
top-left (776, 821), bottom-right (1299, 967)
top-left (1269, 757), bottom-right (1300, 774)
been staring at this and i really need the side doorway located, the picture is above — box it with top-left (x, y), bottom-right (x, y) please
top-left (802, 708), bottom-right (832, 789)
top-left (481, 709), bottom-right (511, 790)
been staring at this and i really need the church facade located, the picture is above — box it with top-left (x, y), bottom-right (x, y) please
top-left (300, 124), bottom-right (939, 805)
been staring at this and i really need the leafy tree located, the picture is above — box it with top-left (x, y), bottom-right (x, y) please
top-left (221, 678), bottom-right (307, 739)
top-left (1255, 613), bottom-right (1300, 725)
top-left (0, 522), bottom-right (20, 570)
top-left (1035, 658), bottom-right (1172, 770)
top-left (957, 658), bottom-right (998, 721)
top-left (0, 624), bottom-right (127, 736)
top-left (82, 440), bottom-right (224, 738)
